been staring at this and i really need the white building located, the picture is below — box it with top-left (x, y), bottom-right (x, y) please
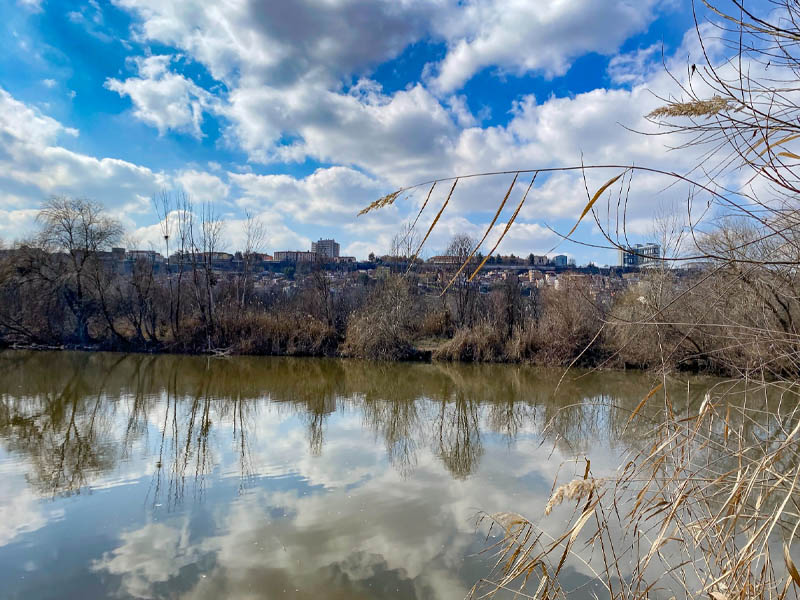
top-left (312, 239), bottom-right (340, 259)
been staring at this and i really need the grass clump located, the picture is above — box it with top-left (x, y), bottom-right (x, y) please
top-left (433, 322), bottom-right (506, 362)
top-left (341, 276), bottom-right (419, 361)
top-left (215, 310), bottom-right (337, 356)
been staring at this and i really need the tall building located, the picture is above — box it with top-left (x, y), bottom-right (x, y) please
top-left (553, 254), bottom-right (568, 267)
top-left (619, 243), bottom-right (661, 267)
top-left (312, 239), bottom-right (340, 259)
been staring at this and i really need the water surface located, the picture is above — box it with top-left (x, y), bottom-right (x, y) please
top-left (0, 351), bottom-right (704, 599)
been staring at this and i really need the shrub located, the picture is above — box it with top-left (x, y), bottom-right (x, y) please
top-left (506, 324), bottom-right (539, 362)
top-left (416, 305), bottom-right (453, 338)
top-left (215, 310), bottom-right (337, 356)
top-left (433, 322), bottom-right (506, 362)
top-left (340, 276), bottom-right (418, 360)
top-left (531, 285), bottom-right (603, 366)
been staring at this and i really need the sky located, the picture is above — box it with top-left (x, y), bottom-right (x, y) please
top-left (0, 0), bottom-right (739, 264)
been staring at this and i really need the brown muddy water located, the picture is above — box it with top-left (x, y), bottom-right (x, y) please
top-left (0, 350), bottom-right (712, 599)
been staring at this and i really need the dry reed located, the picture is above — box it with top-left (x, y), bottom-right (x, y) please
top-left (468, 382), bottom-right (800, 599)
top-left (648, 96), bottom-right (733, 118)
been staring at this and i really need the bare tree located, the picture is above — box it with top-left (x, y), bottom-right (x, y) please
top-left (238, 211), bottom-right (266, 309)
top-left (309, 269), bottom-right (334, 327)
top-left (390, 221), bottom-right (420, 264)
top-left (189, 201), bottom-right (224, 351)
top-left (154, 189), bottom-right (175, 337)
top-left (153, 190), bottom-right (194, 344)
top-left (36, 196), bottom-right (122, 343)
top-left (444, 233), bottom-right (479, 328)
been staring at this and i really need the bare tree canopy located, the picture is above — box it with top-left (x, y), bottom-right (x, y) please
top-left (38, 196), bottom-right (123, 254)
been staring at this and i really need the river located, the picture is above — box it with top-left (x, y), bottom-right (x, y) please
top-left (0, 350), bottom-right (712, 599)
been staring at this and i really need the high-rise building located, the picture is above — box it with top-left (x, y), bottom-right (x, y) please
top-left (619, 243), bottom-right (661, 267)
top-left (312, 238), bottom-right (340, 259)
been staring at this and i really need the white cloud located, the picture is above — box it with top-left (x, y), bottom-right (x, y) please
top-left (176, 169), bottom-right (229, 204)
top-left (338, 211), bottom-right (561, 259)
top-left (0, 467), bottom-right (61, 547)
top-left (220, 79), bottom-right (460, 177)
top-left (111, 16), bottom-right (706, 243)
top-left (116, 0), bottom-right (662, 97)
top-left (106, 55), bottom-right (220, 138)
top-left (4, 1), bottom-right (747, 262)
top-left (0, 88), bottom-right (76, 145)
top-left (110, 0), bottom-right (668, 181)
top-left (91, 522), bottom-right (202, 599)
top-left (230, 166), bottom-right (386, 225)
top-left (16, 0), bottom-right (42, 13)
top-left (0, 208), bottom-right (38, 243)
top-left (221, 211), bottom-right (311, 253)
top-left (103, 1), bottom-right (729, 262)
top-left (428, 0), bottom-right (660, 93)
top-left (1, 25), bottom-right (719, 263)
top-left (131, 208), bottom-right (310, 255)
top-left (446, 94), bottom-right (478, 128)
top-left (114, 0), bottom-right (436, 88)
top-left (0, 88), bottom-right (166, 237)
top-left (607, 43), bottom-right (662, 85)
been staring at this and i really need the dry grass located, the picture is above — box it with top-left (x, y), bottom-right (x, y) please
top-left (340, 276), bottom-right (419, 361)
top-left (416, 306), bottom-right (453, 338)
top-left (214, 310), bottom-right (337, 356)
top-left (544, 477), bottom-right (603, 516)
top-left (470, 381), bottom-right (800, 600)
top-left (358, 190), bottom-right (403, 215)
top-left (433, 322), bottom-right (506, 362)
top-left (648, 96), bottom-right (733, 119)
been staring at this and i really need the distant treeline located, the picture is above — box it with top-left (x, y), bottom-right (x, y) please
top-left (0, 196), bottom-right (795, 377)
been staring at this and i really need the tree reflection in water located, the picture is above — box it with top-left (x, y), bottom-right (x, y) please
top-left (0, 350), bottom-right (718, 501)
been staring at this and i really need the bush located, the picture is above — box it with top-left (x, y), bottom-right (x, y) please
top-left (215, 310), bottom-right (337, 356)
top-left (433, 322), bottom-right (506, 362)
top-left (528, 285), bottom-right (603, 366)
top-left (506, 324), bottom-right (539, 362)
top-left (340, 276), bottom-right (418, 360)
top-left (416, 305), bottom-right (453, 338)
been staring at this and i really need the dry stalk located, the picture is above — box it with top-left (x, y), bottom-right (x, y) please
top-left (470, 381), bottom-right (800, 600)
top-left (648, 96), bottom-right (734, 119)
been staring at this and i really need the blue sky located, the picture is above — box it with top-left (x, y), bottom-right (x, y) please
top-left (0, 0), bottom-right (732, 263)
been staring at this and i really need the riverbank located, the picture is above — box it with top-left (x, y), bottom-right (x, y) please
top-left (1, 245), bottom-right (779, 377)
top-left (1, 331), bottom-right (703, 376)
